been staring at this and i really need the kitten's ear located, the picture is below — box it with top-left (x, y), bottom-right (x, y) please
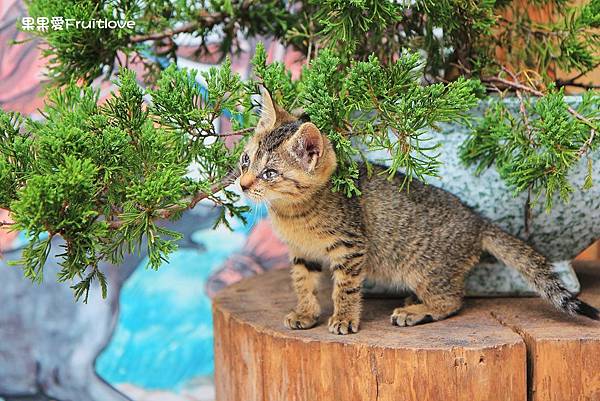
top-left (257, 87), bottom-right (293, 131)
top-left (257, 87), bottom-right (277, 131)
top-left (289, 123), bottom-right (324, 172)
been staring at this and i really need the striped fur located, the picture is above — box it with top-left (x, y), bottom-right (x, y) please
top-left (239, 91), bottom-right (599, 335)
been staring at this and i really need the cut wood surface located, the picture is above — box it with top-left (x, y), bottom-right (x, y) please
top-left (213, 262), bottom-right (600, 401)
top-left (488, 263), bottom-right (600, 401)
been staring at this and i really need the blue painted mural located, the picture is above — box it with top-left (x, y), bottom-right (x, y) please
top-left (0, 203), bottom-right (276, 401)
top-left (96, 210), bottom-right (258, 392)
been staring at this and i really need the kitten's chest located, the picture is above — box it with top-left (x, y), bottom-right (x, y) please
top-left (269, 213), bottom-right (331, 258)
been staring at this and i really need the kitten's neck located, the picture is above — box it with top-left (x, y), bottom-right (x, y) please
top-left (268, 180), bottom-right (331, 217)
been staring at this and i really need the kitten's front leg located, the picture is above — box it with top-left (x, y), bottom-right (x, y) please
top-left (328, 249), bottom-right (366, 335)
top-left (284, 257), bottom-right (322, 330)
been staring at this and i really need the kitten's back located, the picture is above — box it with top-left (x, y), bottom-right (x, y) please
top-left (356, 164), bottom-right (485, 275)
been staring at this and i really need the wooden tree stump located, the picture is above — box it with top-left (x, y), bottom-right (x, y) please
top-left (213, 263), bottom-right (600, 401)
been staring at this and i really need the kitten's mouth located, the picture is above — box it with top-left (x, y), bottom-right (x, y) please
top-left (241, 187), bottom-right (264, 202)
top-left (246, 193), bottom-right (263, 202)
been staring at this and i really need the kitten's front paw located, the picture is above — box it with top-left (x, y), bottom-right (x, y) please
top-left (327, 316), bottom-right (359, 335)
top-left (284, 311), bottom-right (319, 330)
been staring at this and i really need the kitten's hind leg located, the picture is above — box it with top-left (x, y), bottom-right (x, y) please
top-left (284, 257), bottom-right (322, 330)
top-left (398, 293), bottom-right (421, 307)
top-left (390, 279), bottom-right (463, 327)
top-left (391, 255), bottom-right (477, 327)
top-left (390, 298), bottom-right (461, 327)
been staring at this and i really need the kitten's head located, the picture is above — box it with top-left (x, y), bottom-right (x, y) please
top-left (238, 89), bottom-right (337, 205)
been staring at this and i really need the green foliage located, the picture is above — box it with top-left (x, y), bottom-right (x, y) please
top-left (487, 0), bottom-right (600, 79)
top-left (0, 66), bottom-right (248, 301)
top-left (311, 0), bottom-right (403, 60)
top-left (252, 43), bottom-right (298, 110)
top-left (252, 48), bottom-right (480, 195)
top-left (3, 0), bottom-right (600, 298)
top-left (343, 55), bottom-right (481, 186)
top-left (23, 0), bottom-right (136, 85)
top-left (21, 0), bottom-right (296, 84)
top-left (18, 0), bottom-right (600, 85)
top-left (0, 112), bottom-right (30, 207)
top-left (297, 50), bottom-right (360, 195)
top-left (416, 0), bottom-right (498, 75)
top-left (461, 89), bottom-right (600, 211)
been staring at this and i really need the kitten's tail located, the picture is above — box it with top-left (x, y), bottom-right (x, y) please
top-left (481, 224), bottom-right (599, 320)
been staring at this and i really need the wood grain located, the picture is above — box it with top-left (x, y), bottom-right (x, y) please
top-left (213, 262), bottom-right (600, 401)
top-left (213, 270), bottom-right (527, 401)
top-left (488, 262), bottom-right (600, 401)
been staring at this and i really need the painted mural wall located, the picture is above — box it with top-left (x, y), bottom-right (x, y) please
top-left (0, 2), bottom-right (295, 400)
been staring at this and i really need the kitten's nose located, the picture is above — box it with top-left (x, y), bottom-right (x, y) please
top-left (239, 174), bottom-right (254, 191)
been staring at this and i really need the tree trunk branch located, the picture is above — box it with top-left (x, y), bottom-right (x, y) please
top-left (108, 170), bottom-right (239, 229)
top-left (129, 3), bottom-right (252, 43)
top-left (131, 21), bottom-right (205, 43)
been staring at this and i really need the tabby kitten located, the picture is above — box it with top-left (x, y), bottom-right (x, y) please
top-left (238, 90), bottom-right (599, 335)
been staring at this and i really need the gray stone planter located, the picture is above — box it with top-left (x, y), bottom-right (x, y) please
top-left (364, 96), bottom-right (600, 297)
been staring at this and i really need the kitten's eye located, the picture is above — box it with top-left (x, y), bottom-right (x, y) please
top-left (240, 153), bottom-right (250, 169)
top-left (261, 169), bottom-right (279, 180)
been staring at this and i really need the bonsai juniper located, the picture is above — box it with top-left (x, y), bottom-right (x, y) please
top-left (0, 0), bottom-right (598, 300)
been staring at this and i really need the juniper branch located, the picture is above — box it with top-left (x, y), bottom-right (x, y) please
top-left (556, 61), bottom-right (600, 87)
top-left (481, 74), bottom-right (599, 133)
top-left (218, 127), bottom-right (255, 137)
top-left (502, 67), bottom-right (534, 140)
top-left (461, 64), bottom-right (600, 211)
top-left (130, 21), bottom-right (206, 43)
top-left (555, 81), bottom-right (600, 90)
top-left (107, 172), bottom-right (237, 229)
top-left (577, 129), bottom-right (597, 158)
top-left (129, 6), bottom-right (236, 43)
